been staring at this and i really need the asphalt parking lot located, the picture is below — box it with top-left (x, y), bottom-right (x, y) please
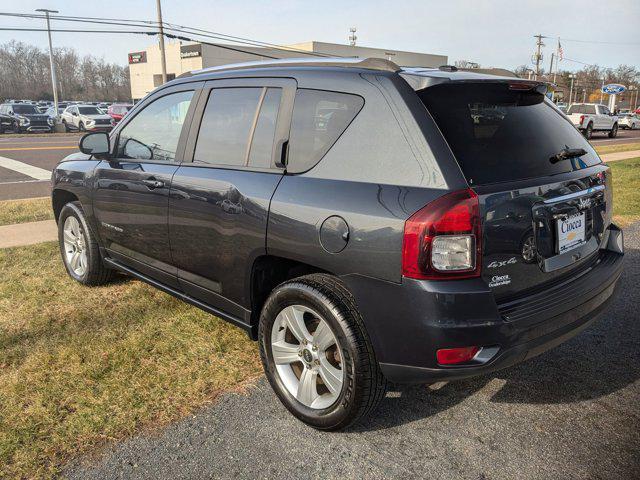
top-left (65, 223), bottom-right (640, 480)
top-left (0, 128), bottom-right (639, 201)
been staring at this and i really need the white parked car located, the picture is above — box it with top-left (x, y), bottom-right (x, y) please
top-left (60, 104), bottom-right (114, 132)
top-left (566, 103), bottom-right (618, 139)
top-left (617, 113), bottom-right (639, 130)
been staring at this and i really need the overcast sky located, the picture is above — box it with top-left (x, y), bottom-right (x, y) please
top-left (1, 0), bottom-right (639, 71)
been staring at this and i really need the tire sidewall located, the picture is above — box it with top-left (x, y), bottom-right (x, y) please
top-left (585, 124), bottom-right (593, 139)
top-left (58, 202), bottom-right (94, 284)
top-left (259, 282), bottom-right (362, 430)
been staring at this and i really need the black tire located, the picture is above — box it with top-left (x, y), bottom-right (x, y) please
top-left (57, 201), bottom-right (114, 286)
top-left (79, 121), bottom-right (85, 132)
top-left (62, 119), bottom-right (70, 132)
top-left (12, 121), bottom-right (21, 133)
top-left (584, 123), bottom-right (593, 139)
top-left (608, 123), bottom-right (618, 138)
top-left (259, 274), bottom-right (387, 431)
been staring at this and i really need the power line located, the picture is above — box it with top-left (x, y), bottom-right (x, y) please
top-left (560, 37), bottom-right (640, 46)
top-left (0, 27), bottom-right (156, 34)
top-left (0, 11), bottom-right (335, 58)
top-left (0, 27), bottom-right (281, 60)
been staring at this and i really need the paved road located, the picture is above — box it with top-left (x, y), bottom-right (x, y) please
top-left (590, 127), bottom-right (640, 145)
top-left (0, 129), bottom-right (639, 201)
top-left (66, 224), bottom-right (640, 480)
top-left (0, 134), bottom-right (80, 200)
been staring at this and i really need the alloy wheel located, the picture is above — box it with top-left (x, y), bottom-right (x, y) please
top-left (62, 216), bottom-right (88, 277)
top-left (270, 304), bottom-right (344, 409)
top-left (522, 235), bottom-right (536, 263)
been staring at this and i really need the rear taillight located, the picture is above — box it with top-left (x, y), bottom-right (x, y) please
top-left (402, 188), bottom-right (481, 280)
top-left (580, 115), bottom-right (585, 125)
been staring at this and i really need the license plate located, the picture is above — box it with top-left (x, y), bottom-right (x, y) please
top-left (557, 213), bottom-right (586, 254)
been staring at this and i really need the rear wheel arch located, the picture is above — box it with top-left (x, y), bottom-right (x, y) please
top-left (249, 255), bottom-right (332, 329)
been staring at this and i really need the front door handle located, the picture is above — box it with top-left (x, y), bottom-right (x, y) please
top-left (142, 178), bottom-right (165, 189)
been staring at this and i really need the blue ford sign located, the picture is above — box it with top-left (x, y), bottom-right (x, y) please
top-left (602, 84), bottom-right (626, 95)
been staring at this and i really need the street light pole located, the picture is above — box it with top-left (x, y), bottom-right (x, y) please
top-left (156, 0), bottom-right (167, 84)
top-left (600, 77), bottom-right (605, 104)
top-left (36, 8), bottom-right (59, 114)
top-left (569, 74), bottom-right (576, 105)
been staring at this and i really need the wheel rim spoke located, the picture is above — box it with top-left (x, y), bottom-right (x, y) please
top-left (70, 251), bottom-right (80, 270)
top-left (296, 367), bottom-right (319, 406)
top-left (280, 306), bottom-right (312, 343)
top-left (319, 357), bottom-right (343, 395)
top-left (272, 340), bottom-right (300, 365)
top-left (313, 321), bottom-right (335, 350)
top-left (63, 229), bottom-right (76, 244)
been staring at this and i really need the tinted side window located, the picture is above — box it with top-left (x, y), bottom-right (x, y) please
top-left (118, 90), bottom-right (193, 162)
top-left (248, 88), bottom-right (282, 168)
top-left (194, 88), bottom-right (262, 167)
top-left (287, 89), bottom-right (364, 172)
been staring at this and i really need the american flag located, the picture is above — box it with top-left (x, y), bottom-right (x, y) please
top-left (557, 40), bottom-right (564, 61)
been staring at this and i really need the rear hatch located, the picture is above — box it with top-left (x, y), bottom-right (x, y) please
top-left (416, 81), bottom-right (611, 302)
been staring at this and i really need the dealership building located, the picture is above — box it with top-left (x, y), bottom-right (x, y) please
top-left (128, 41), bottom-right (448, 101)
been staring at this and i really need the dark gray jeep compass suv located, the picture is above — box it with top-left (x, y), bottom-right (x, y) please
top-left (51, 57), bottom-right (624, 430)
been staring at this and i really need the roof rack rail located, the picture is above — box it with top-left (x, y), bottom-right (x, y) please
top-left (189, 57), bottom-right (402, 76)
top-left (438, 65), bottom-right (458, 72)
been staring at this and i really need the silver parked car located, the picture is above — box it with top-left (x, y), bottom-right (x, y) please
top-left (60, 104), bottom-right (114, 132)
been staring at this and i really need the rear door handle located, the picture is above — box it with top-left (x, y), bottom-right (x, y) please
top-left (142, 178), bottom-right (165, 189)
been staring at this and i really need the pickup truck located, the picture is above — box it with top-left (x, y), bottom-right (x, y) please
top-left (566, 103), bottom-right (618, 139)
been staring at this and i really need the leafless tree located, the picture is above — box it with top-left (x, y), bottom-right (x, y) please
top-left (0, 41), bottom-right (130, 102)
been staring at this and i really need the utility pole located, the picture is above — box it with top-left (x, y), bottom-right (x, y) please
top-left (599, 77), bottom-right (605, 104)
top-left (156, 0), bottom-right (167, 84)
top-left (533, 34), bottom-right (545, 79)
top-left (548, 53), bottom-right (554, 81)
top-left (349, 27), bottom-right (357, 47)
top-left (36, 8), bottom-right (59, 114)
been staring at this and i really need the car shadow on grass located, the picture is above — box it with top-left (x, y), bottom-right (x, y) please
top-left (351, 243), bottom-right (639, 433)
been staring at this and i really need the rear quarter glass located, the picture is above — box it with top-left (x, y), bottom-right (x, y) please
top-left (418, 83), bottom-right (601, 186)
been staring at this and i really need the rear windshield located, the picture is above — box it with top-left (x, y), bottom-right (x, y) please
top-left (567, 104), bottom-right (596, 114)
top-left (418, 83), bottom-right (600, 185)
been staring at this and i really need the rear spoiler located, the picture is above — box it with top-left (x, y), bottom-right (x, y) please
top-left (400, 72), bottom-right (551, 95)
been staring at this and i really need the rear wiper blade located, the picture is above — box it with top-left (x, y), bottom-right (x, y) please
top-left (549, 148), bottom-right (587, 164)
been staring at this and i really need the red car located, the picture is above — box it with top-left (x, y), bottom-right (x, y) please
top-left (107, 104), bottom-right (133, 123)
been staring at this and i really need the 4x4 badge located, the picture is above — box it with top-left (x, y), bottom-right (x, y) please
top-left (487, 257), bottom-right (517, 268)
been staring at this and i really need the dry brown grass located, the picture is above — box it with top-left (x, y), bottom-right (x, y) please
top-left (0, 197), bottom-right (54, 226)
top-left (610, 157), bottom-right (640, 227)
top-left (594, 141), bottom-right (640, 156)
top-left (0, 242), bottom-right (262, 479)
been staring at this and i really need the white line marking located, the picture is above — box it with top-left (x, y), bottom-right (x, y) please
top-left (0, 179), bottom-right (48, 185)
top-left (0, 155), bottom-right (51, 180)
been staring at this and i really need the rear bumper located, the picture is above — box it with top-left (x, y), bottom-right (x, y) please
top-left (343, 230), bottom-right (624, 384)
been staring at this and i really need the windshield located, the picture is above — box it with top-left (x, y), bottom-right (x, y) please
top-left (78, 106), bottom-right (101, 115)
top-left (567, 104), bottom-right (597, 115)
top-left (417, 82), bottom-right (600, 185)
top-left (12, 104), bottom-right (39, 114)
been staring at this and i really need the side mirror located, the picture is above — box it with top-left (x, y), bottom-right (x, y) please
top-left (123, 138), bottom-right (153, 160)
top-left (79, 132), bottom-right (110, 157)
top-left (72, 111), bottom-right (78, 116)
